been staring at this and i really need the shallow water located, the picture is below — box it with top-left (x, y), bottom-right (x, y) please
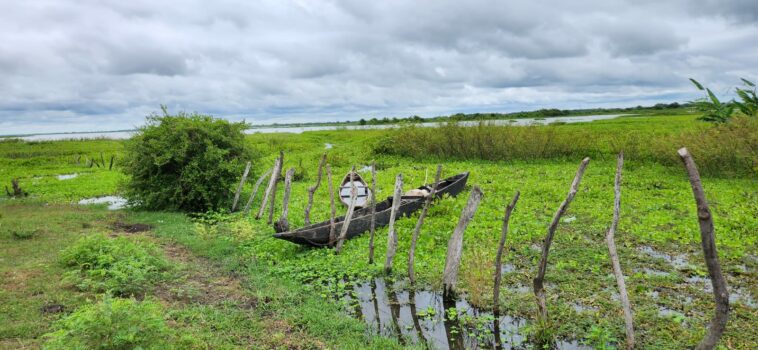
top-left (344, 278), bottom-right (590, 350)
top-left (56, 173), bottom-right (78, 180)
top-left (78, 196), bottom-right (128, 210)
top-left (13, 114), bottom-right (625, 141)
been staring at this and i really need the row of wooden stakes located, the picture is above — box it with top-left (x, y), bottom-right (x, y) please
top-left (229, 148), bottom-right (729, 350)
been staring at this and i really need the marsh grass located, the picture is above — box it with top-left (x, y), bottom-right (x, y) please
top-left (377, 115), bottom-right (757, 177)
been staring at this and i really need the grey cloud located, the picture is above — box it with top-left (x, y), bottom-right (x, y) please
top-left (0, 0), bottom-right (757, 134)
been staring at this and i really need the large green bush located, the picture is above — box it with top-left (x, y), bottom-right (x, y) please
top-left (43, 297), bottom-right (172, 350)
top-left (122, 110), bottom-right (252, 212)
top-left (60, 234), bottom-right (169, 296)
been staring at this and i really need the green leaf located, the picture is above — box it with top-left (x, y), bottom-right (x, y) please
top-left (689, 78), bottom-right (704, 90)
top-left (706, 88), bottom-right (721, 107)
top-left (740, 78), bottom-right (755, 87)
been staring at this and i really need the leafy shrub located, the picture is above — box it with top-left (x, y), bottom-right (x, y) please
top-left (122, 108), bottom-right (253, 212)
top-left (60, 234), bottom-right (168, 296)
top-left (43, 296), bottom-right (173, 350)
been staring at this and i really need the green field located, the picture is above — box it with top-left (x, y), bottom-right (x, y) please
top-left (1, 114), bottom-right (756, 349)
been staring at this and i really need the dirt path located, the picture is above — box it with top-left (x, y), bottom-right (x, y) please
top-left (147, 236), bottom-right (326, 349)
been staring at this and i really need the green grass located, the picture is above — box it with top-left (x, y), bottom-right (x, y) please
top-left (1, 114), bottom-right (756, 349)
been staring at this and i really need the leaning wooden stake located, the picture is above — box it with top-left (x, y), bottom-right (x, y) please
top-left (368, 162), bottom-right (378, 264)
top-left (243, 168), bottom-right (272, 214)
top-left (274, 168), bottom-right (295, 233)
top-left (326, 164), bottom-right (337, 245)
top-left (383, 174), bottom-right (404, 274)
top-left (335, 167), bottom-right (358, 253)
top-left (267, 152), bottom-right (284, 224)
top-left (678, 147), bottom-right (729, 350)
top-left (493, 191), bottom-right (520, 315)
top-left (256, 152), bottom-right (283, 220)
top-left (108, 155), bottom-right (115, 170)
top-left (304, 153), bottom-right (327, 226)
top-left (232, 161), bottom-right (252, 212)
top-left (533, 157), bottom-right (590, 321)
top-left (409, 165), bottom-right (442, 284)
top-left (443, 186), bottom-right (484, 296)
top-left (606, 153), bottom-right (635, 350)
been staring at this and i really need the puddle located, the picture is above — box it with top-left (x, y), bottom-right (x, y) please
top-left (571, 302), bottom-right (599, 313)
top-left (324, 143), bottom-right (333, 149)
top-left (57, 173), bottom-right (78, 180)
top-left (344, 278), bottom-right (590, 350)
top-left (639, 246), bottom-right (689, 269)
top-left (658, 307), bottom-right (685, 320)
top-left (684, 276), bottom-right (712, 293)
top-left (501, 263), bottom-right (516, 274)
top-left (637, 268), bottom-right (670, 277)
top-left (78, 196), bottom-right (128, 210)
top-left (730, 289), bottom-right (758, 309)
top-left (561, 216), bottom-right (576, 223)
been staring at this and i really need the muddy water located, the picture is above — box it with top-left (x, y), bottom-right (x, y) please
top-left (344, 278), bottom-right (590, 350)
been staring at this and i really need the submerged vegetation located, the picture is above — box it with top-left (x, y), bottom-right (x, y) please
top-left (1, 110), bottom-right (756, 349)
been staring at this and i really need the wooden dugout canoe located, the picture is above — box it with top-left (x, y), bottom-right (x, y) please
top-left (339, 171), bottom-right (371, 208)
top-left (273, 172), bottom-right (469, 247)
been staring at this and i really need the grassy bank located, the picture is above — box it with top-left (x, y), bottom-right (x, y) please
top-left (375, 115), bottom-right (758, 177)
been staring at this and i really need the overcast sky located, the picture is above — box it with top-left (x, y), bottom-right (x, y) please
top-left (1, 0), bottom-right (757, 135)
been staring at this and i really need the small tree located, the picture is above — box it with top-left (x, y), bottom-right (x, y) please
top-left (122, 108), bottom-right (252, 212)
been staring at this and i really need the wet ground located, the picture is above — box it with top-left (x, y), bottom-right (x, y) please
top-left (344, 278), bottom-right (590, 350)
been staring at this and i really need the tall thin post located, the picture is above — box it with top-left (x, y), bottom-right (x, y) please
top-left (606, 153), bottom-right (635, 350)
top-left (678, 148), bottom-right (729, 350)
top-left (274, 168), bottom-right (295, 233)
top-left (443, 186), bottom-right (484, 297)
top-left (232, 161), bottom-right (252, 212)
top-left (108, 155), bottom-right (115, 170)
top-left (256, 152), bottom-right (283, 221)
top-left (335, 167), bottom-right (358, 253)
top-left (368, 161), bottom-right (378, 264)
top-left (267, 152), bottom-right (284, 224)
top-left (304, 154), bottom-right (327, 226)
top-left (493, 191), bottom-right (520, 314)
top-left (243, 168), bottom-right (272, 214)
top-left (409, 165), bottom-right (442, 284)
top-left (383, 174), bottom-right (404, 274)
top-left (326, 164), bottom-right (337, 245)
top-left (533, 157), bottom-right (590, 321)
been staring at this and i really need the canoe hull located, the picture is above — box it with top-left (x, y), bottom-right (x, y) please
top-left (273, 172), bottom-right (469, 247)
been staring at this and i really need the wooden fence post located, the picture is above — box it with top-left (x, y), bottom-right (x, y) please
top-left (304, 154), bottom-right (327, 226)
top-left (678, 148), bottom-right (729, 350)
top-left (255, 157), bottom-right (278, 220)
top-left (383, 174), bottom-right (404, 274)
top-left (409, 165), bottom-right (442, 284)
top-left (256, 152), bottom-right (283, 221)
top-left (326, 164), bottom-right (337, 245)
top-left (493, 191), bottom-right (520, 315)
top-left (533, 157), bottom-right (590, 321)
top-left (243, 168), bottom-right (272, 214)
top-left (606, 153), bottom-right (635, 350)
top-left (108, 155), bottom-right (115, 170)
top-left (232, 161), bottom-right (252, 212)
top-left (274, 168), bottom-right (295, 233)
top-left (335, 167), bottom-right (358, 253)
top-left (267, 152), bottom-right (284, 224)
top-left (368, 161), bottom-right (378, 264)
top-left (443, 186), bottom-right (484, 297)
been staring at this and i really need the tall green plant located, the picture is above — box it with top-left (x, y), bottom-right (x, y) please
top-left (122, 107), bottom-right (253, 212)
top-left (689, 78), bottom-right (734, 123)
top-left (735, 78), bottom-right (758, 117)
